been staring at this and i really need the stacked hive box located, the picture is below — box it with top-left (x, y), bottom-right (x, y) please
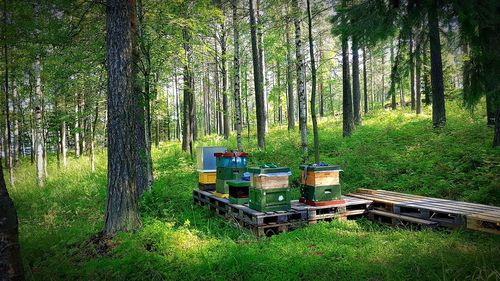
top-left (248, 166), bottom-right (291, 212)
top-left (299, 165), bottom-right (344, 206)
top-left (214, 152), bottom-right (248, 198)
top-left (227, 180), bottom-right (251, 204)
top-left (197, 146), bottom-right (226, 191)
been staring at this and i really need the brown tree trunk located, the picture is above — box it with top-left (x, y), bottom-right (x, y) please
top-left (428, 0), bottom-right (446, 127)
top-left (0, 160), bottom-right (24, 281)
top-left (249, 0), bottom-right (265, 148)
top-left (306, 0), bottom-right (319, 163)
top-left (415, 39), bottom-right (422, 115)
top-left (352, 36), bottom-right (361, 125)
top-left (363, 46), bottom-right (368, 114)
top-left (232, 0), bottom-right (243, 151)
top-left (104, 0), bottom-right (141, 234)
top-left (341, 0), bottom-right (353, 137)
top-left (293, 0), bottom-right (308, 160)
top-left (285, 12), bottom-right (295, 130)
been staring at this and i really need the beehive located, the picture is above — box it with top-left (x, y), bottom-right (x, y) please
top-left (249, 187), bottom-right (291, 212)
top-left (249, 167), bottom-right (290, 189)
top-left (228, 180), bottom-right (250, 205)
top-left (300, 165), bottom-right (341, 187)
top-left (198, 171), bottom-right (216, 185)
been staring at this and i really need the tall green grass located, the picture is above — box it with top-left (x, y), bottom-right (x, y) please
top-left (9, 102), bottom-right (500, 280)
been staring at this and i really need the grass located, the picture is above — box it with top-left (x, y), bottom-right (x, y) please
top-left (10, 101), bottom-right (500, 280)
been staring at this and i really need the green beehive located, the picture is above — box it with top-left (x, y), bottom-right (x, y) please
top-left (249, 187), bottom-right (291, 212)
top-left (216, 167), bottom-right (247, 181)
top-left (228, 180), bottom-right (250, 205)
top-left (301, 184), bottom-right (341, 202)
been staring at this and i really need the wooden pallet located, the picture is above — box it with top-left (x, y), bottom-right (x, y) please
top-left (368, 210), bottom-right (439, 230)
top-left (349, 189), bottom-right (500, 234)
top-left (193, 190), bottom-right (372, 236)
top-left (306, 196), bottom-right (371, 223)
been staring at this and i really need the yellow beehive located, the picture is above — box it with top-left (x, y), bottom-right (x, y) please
top-left (300, 170), bottom-right (339, 187)
top-left (199, 171), bottom-right (217, 184)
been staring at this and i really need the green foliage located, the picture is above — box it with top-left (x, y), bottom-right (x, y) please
top-left (9, 102), bottom-right (500, 280)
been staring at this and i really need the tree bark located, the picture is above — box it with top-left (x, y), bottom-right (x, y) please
top-left (74, 93), bottom-right (80, 159)
top-left (249, 0), bottom-right (265, 148)
top-left (428, 0), bottom-right (446, 128)
top-left (3, 21), bottom-right (13, 186)
top-left (410, 30), bottom-right (416, 111)
top-left (256, 0), bottom-right (268, 134)
top-left (12, 80), bottom-right (19, 168)
top-left (341, 0), bottom-right (353, 137)
top-left (415, 39), bottom-right (422, 115)
top-left (352, 36), bottom-right (361, 125)
top-left (232, 0), bottom-right (243, 151)
top-left (306, 0), bottom-right (319, 163)
top-left (293, 0), bottom-right (308, 161)
top-left (363, 46), bottom-right (368, 114)
top-left (34, 55), bottom-right (44, 187)
top-left (221, 19), bottom-right (230, 140)
top-left (104, 0), bottom-right (141, 234)
top-left (285, 13), bottom-right (295, 130)
top-left (0, 159), bottom-right (24, 281)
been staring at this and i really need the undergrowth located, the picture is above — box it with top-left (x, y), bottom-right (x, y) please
top-left (10, 102), bottom-right (500, 280)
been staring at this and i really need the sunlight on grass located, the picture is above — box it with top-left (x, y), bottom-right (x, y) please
top-left (8, 101), bottom-right (500, 280)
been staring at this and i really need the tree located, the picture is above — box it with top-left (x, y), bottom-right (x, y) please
top-left (427, 0), bottom-right (446, 128)
top-left (34, 55), bottom-right (44, 187)
top-left (285, 7), bottom-right (295, 130)
top-left (232, 0), bottom-right (243, 151)
top-left (306, 0), bottom-right (319, 163)
top-left (293, 0), bottom-right (307, 161)
top-left (104, 0), bottom-right (141, 234)
top-left (340, 0), bottom-right (354, 137)
top-left (249, 0), bottom-right (265, 148)
top-left (0, 159), bottom-right (24, 280)
top-left (352, 36), bottom-right (361, 125)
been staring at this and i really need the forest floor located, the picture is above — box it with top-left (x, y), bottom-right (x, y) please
top-left (11, 101), bottom-right (500, 281)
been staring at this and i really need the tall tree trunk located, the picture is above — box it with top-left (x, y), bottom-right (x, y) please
top-left (249, 0), bottom-right (265, 148)
top-left (390, 39), bottom-right (397, 110)
top-left (352, 36), bottom-right (361, 125)
top-left (486, 95), bottom-right (495, 126)
top-left (256, 0), bottom-right (268, 134)
top-left (285, 14), bottom-right (295, 130)
top-left (34, 55), bottom-right (44, 187)
top-left (409, 30), bottom-right (416, 111)
top-left (3, 22), bottom-right (13, 186)
top-left (12, 80), bottom-right (19, 167)
top-left (61, 120), bottom-right (67, 167)
top-left (91, 102), bottom-right (98, 174)
top-left (182, 28), bottom-right (195, 158)
top-left (221, 21), bottom-right (230, 140)
top-left (293, 0), bottom-right (307, 161)
top-left (318, 38), bottom-right (324, 117)
top-left (363, 46), bottom-right (368, 114)
top-left (232, 0), bottom-right (243, 151)
top-left (415, 39), bottom-right (422, 115)
top-left (423, 40), bottom-right (431, 106)
top-left (104, 0), bottom-right (141, 234)
top-left (428, 0), bottom-right (446, 128)
top-left (381, 49), bottom-right (385, 107)
top-left (306, 0), bottom-right (318, 163)
top-left (74, 93), bottom-right (80, 159)
top-left (0, 157), bottom-right (24, 281)
top-left (341, 0), bottom-right (353, 137)
top-left (389, 37), bottom-right (402, 110)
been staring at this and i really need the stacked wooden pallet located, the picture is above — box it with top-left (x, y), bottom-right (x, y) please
top-left (348, 189), bottom-right (500, 234)
top-left (193, 189), bottom-right (371, 236)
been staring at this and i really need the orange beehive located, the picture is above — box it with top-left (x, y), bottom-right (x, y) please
top-left (300, 166), bottom-right (341, 187)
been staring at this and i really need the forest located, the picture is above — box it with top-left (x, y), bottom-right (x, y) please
top-left (0, 0), bottom-right (499, 280)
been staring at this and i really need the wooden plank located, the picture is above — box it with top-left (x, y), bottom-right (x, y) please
top-left (467, 212), bottom-right (500, 235)
top-left (251, 175), bottom-right (289, 189)
top-left (369, 209), bottom-right (438, 229)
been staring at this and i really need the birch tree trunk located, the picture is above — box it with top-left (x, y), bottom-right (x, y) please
top-left (34, 55), bottom-right (44, 187)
